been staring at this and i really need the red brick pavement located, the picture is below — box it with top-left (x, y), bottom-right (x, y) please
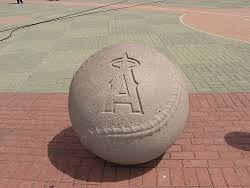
top-left (0, 92), bottom-right (250, 188)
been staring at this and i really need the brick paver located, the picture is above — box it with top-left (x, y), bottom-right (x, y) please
top-left (0, 92), bottom-right (250, 187)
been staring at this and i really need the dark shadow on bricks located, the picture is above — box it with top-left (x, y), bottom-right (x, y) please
top-left (225, 132), bottom-right (250, 151)
top-left (48, 127), bottom-right (163, 182)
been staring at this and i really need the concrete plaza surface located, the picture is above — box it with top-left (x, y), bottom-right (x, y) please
top-left (0, 0), bottom-right (250, 187)
top-left (0, 0), bottom-right (250, 93)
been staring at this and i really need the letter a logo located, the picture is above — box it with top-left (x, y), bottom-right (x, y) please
top-left (105, 53), bottom-right (143, 114)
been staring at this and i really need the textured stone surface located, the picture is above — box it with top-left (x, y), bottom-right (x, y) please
top-left (68, 43), bottom-right (189, 164)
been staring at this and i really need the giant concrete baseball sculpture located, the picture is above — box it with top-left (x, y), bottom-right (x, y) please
top-left (68, 43), bottom-right (189, 164)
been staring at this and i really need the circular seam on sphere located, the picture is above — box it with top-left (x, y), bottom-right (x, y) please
top-left (93, 69), bottom-right (184, 138)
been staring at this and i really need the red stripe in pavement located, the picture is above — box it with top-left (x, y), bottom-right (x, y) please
top-left (0, 92), bottom-right (250, 187)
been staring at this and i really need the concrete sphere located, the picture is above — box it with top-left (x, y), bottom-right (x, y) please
top-left (68, 43), bottom-right (189, 165)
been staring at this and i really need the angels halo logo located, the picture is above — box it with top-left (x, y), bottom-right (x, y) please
top-left (104, 53), bottom-right (143, 114)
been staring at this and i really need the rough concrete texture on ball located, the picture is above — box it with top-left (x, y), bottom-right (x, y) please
top-left (68, 43), bottom-right (189, 165)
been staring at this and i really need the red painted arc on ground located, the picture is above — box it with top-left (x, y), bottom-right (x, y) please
top-left (0, 16), bottom-right (30, 25)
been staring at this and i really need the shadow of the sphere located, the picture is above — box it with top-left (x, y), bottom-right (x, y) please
top-left (48, 127), bottom-right (163, 182)
top-left (225, 131), bottom-right (250, 151)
